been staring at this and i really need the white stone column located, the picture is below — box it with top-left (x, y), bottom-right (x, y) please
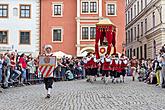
top-left (76, 0), bottom-right (81, 56)
top-left (99, 0), bottom-right (102, 17)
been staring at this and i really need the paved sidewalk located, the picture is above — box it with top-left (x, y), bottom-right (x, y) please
top-left (0, 77), bottom-right (165, 110)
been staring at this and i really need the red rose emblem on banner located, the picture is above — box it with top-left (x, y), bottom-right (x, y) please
top-left (100, 47), bottom-right (106, 54)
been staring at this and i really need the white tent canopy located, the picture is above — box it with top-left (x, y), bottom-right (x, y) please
top-left (53, 51), bottom-right (72, 58)
top-left (81, 51), bottom-right (88, 57)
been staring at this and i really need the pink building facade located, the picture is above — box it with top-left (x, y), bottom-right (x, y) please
top-left (41, 0), bottom-right (125, 56)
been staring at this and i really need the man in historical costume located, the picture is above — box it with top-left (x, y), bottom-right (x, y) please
top-left (120, 54), bottom-right (128, 83)
top-left (113, 54), bottom-right (121, 83)
top-left (130, 56), bottom-right (138, 81)
top-left (42, 45), bottom-right (54, 98)
top-left (111, 54), bottom-right (116, 83)
top-left (90, 52), bottom-right (99, 83)
top-left (102, 53), bottom-right (111, 84)
top-left (84, 52), bottom-right (92, 82)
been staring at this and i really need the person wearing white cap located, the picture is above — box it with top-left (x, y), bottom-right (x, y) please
top-left (43, 44), bottom-right (54, 98)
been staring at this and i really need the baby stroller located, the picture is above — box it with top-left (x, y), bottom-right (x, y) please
top-left (65, 69), bottom-right (74, 81)
top-left (138, 68), bottom-right (146, 82)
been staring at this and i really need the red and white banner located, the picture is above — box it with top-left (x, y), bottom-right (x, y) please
top-left (99, 46), bottom-right (107, 56)
top-left (39, 56), bottom-right (56, 78)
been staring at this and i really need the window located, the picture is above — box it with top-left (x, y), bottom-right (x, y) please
top-left (81, 26), bottom-right (96, 40)
top-left (145, 18), bottom-right (147, 32)
top-left (20, 31), bottom-right (30, 44)
top-left (126, 32), bottom-right (128, 44)
top-left (153, 12), bottom-right (155, 27)
top-left (141, 0), bottom-right (143, 10)
top-left (134, 5), bottom-right (136, 17)
top-left (90, 2), bottom-right (97, 13)
top-left (0, 4), bottom-right (8, 18)
top-left (82, 2), bottom-right (88, 13)
top-left (144, 44), bottom-right (147, 59)
top-left (137, 47), bottom-right (139, 59)
top-left (140, 46), bottom-right (143, 59)
top-left (82, 1), bottom-right (97, 14)
top-left (137, 24), bottom-right (139, 39)
top-left (128, 30), bottom-right (130, 43)
top-left (90, 27), bottom-right (96, 39)
top-left (128, 11), bottom-right (130, 22)
top-left (82, 27), bottom-right (88, 40)
top-left (20, 5), bottom-right (31, 18)
top-left (107, 4), bottom-right (116, 16)
top-left (0, 31), bottom-right (8, 44)
top-left (137, 1), bottom-right (139, 14)
top-left (145, 0), bottom-right (147, 6)
top-left (126, 13), bottom-right (127, 24)
top-left (141, 22), bottom-right (143, 36)
top-left (134, 27), bottom-right (136, 40)
top-left (131, 28), bottom-right (133, 42)
top-left (133, 49), bottom-right (136, 56)
top-left (127, 50), bottom-right (129, 58)
top-left (130, 48), bottom-right (132, 58)
top-left (53, 5), bottom-right (62, 16)
top-left (52, 29), bottom-right (62, 42)
top-left (131, 8), bottom-right (133, 20)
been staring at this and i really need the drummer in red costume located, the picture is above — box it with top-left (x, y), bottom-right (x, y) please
top-left (111, 54), bottom-right (116, 83)
top-left (114, 54), bottom-right (121, 83)
top-left (84, 52), bottom-right (92, 82)
top-left (90, 52), bottom-right (99, 83)
top-left (102, 53), bottom-right (111, 84)
top-left (120, 54), bottom-right (128, 83)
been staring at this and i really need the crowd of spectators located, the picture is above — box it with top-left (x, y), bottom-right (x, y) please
top-left (127, 44), bottom-right (165, 88)
top-left (0, 52), bottom-right (85, 92)
top-left (0, 44), bottom-right (164, 92)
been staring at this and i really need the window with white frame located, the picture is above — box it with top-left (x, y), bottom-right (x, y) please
top-left (141, 22), bottom-right (143, 36)
top-left (153, 12), bottom-right (155, 27)
top-left (128, 11), bottom-right (130, 22)
top-left (20, 5), bottom-right (31, 18)
top-left (0, 31), bottom-right (8, 44)
top-left (0, 4), bottom-right (8, 18)
top-left (81, 1), bottom-right (97, 14)
top-left (90, 27), bottom-right (96, 39)
top-left (134, 5), bottom-right (136, 17)
top-left (52, 28), bottom-right (62, 42)
top-left (141, 0), bottom-right (143, 10)
top-left (82, 2), bottom-right (88, 13)
top-left (90, 2), bottom-right (97, 13)
top-left (137, 1), bottom-right (139, 14)
top-left (134, 27), bottom-right (136, 40)
top-left (53, 3), bottom-right (63, 16)
top-left (126, 13), bottom-right (127, 24)
top-left (126, 32), bottom-right (128, 44)
top-left (131, 8), bottom-right (133, 20)
top-left (81, 26), bottom-right (96, 40)
top-left (20, 31), bottom-right (30, 44)
top-left (145, 18), bottom-right (147, 32)
top-left (82, 27), bottom-right (88, 40)
top-left (106, 3), bottom-right (116, 16)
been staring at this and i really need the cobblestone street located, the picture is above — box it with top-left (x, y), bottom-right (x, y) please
top-left (0, 77), bottom-right (165, 110)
